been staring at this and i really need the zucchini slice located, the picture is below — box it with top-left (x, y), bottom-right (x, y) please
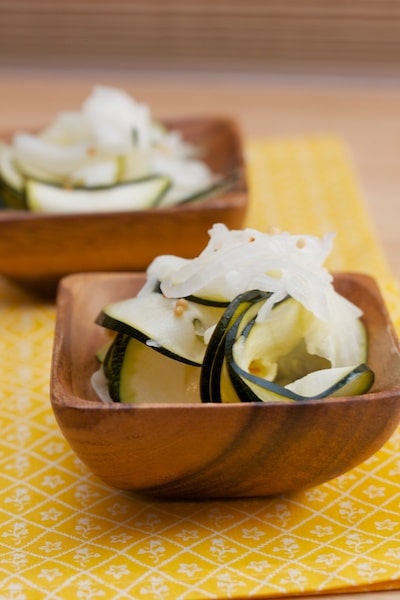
top-left (96, 291), bottom-right (225, 366)
top-left (102, 332), bottom-right (200, 403)
top-left (156, 172), bottom-right (239, 208)
top-left (226, 354), bottom-right (374, 403)
top-left (0, 179), bottom-right (26, 209)
top-left (221, 294), bottom-right (373, 403)
top-left (200, 290), bottom-right (270, 402)
top-left (150, 280), bottom-right (230, 308)
top-left (25, 175), bottom-right (171, 213)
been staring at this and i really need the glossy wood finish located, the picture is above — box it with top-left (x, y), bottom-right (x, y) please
top-left (51, 271), bottom-right (400, 499)
top-left (0, 117), bottom-right (247, 296)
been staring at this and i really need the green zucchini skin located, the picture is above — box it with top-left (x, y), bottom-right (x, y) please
top-left (103, 333), bottom-right (130, 402)
top-left (101, 331), bottom-right (200, 404)
top-left (157, 171), bottom-right (239, 208)
top-left (151, 280), bottom-right (230, 308)
top-left (96, 292), bottom-right (225, 367)
top-left (26, 175), bottom-right (172, 213)
top-left (96, 287), bottom-right (374, 405)
top-left (97, 311), bottom-right (203, 366)
top-left (0, 179), bottom-right (26, 209)
top-left (200, 290), bottom-right (270, 403)
top-left (184, 295), bottom-right (230, 308)
top-left (222, 295), bottom-right (374, 403)
top-left (0, 172), bottom-right (172, 212)
top-left (0, 144), bottom-right (234, 212)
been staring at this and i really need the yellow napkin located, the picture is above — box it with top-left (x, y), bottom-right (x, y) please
top-left (1, 136), bottom-right (399, 599)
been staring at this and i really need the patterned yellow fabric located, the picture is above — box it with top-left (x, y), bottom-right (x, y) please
top-left (1, 136), bottom-right (399, 599)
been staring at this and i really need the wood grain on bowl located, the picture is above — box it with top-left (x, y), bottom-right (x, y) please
top-left (0, 117), bottom-right (247, 297)
top-left (50, 272), bottom-right (400, 499)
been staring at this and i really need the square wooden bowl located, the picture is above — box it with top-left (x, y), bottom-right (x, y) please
top-left (0, 117), bottom-right (247, 296)
top-left (50, 271), bottom-right (400, 499)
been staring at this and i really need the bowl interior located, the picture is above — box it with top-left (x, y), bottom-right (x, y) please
top-left (50, 271), bottom-right (400, 498)
top-left (54, 271), bottom-right (400, 402)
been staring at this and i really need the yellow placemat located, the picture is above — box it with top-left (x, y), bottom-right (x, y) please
top-left (1, 136), bottom-right (400, 599)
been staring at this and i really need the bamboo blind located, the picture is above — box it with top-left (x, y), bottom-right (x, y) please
top-left (1, 0), bottom-right (400, 74)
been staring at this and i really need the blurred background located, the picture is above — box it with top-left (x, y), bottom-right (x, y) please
top-left (1, 0), bottom-right (400, 76)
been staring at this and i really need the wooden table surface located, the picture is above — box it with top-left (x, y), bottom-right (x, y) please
top-left (0, 69), bottom-right (399, 600)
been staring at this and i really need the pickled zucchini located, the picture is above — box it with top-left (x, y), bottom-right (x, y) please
top-left (93, 225), bottom-right (375, 405)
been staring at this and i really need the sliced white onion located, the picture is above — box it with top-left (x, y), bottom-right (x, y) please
top-left (91, 368), bottom-right (112, 403)
top-left (151, 153), bottom-right (213, 188)
top-left (9, 86), bottom-right (214, 207)
top-left (159, 225), bottom-right (333, 311)
top-left (83, 86), bottom-right (152, 150)
top-left (153, 224), bottom-right (361, 327)
top-left (70, 159), bottom-right (119, 187)
top-left (138, 255), bottom-right (190, 297)
top-left (13, 132), bottom-right (92, 176)
top-left (151, 129), bottom-right (196, 158)
top-left (40, 112), bottom-right (92, 145)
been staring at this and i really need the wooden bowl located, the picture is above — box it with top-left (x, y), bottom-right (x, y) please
top-left (50, 271), bottom-right (400, 499)
top-left (0, 117), bottom-right (247, 297)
